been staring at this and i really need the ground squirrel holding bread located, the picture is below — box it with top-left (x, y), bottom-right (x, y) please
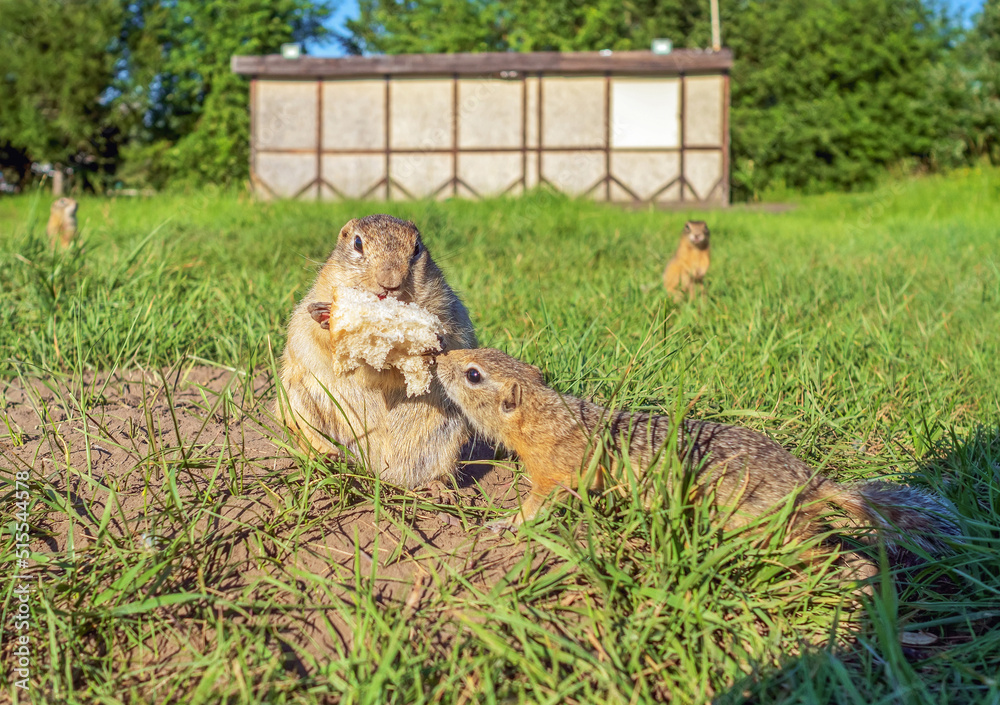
top-left (47, 197), bottom-right (78, 248)
top-left (277, 214), bottom-right (477, 487)
top-left (435, 348), bottom-right (959, 568)
top-left (663, 220), bottom-right (710, 300)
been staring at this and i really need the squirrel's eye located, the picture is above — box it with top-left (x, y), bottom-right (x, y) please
top-left (353, 235), bottom-right (364, 254)
top-left (413, 241), bottom-right (421, 258)
top-left (465, 368), bottom-right (482, 384)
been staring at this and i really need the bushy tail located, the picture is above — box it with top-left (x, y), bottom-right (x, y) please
top-left (826, 481), bottom-right (961, 562)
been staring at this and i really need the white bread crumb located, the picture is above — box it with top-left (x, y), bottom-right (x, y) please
top-left (326, 287), bottom-right (444, 396)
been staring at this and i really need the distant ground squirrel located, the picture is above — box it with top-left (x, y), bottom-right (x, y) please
top-left (436, 348), bottom-right (959, 566)
top-left (663, 220), bottom-right (710, 300)
top-left (277, 214), bottom-right (477, 487)
top-left (46, 197), bottom-right (78, 248)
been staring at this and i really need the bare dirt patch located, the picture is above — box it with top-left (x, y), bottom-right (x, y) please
top-left (1, 366), bottom-right (543, 672)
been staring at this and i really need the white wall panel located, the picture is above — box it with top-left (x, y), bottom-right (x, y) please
top-left (610, 79), bottom-right (680, 149)
top-left (389, 79), bottom-right (453, 150)
top-left (256, 81), bottom-right (317, 151)
top-left (684, 76), bottom-right (724, 147)
top-left (256, 153), bottom-right (316, 198)
top-left (323, 80), bottom-right (386, 150)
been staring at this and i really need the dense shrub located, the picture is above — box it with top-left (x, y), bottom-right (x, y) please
top-left (0, 0), bottom-right (331, 192)
top-left (1, 0), bottom-right (997, 196)
top-left (349, 0), bottom-right (997, 199)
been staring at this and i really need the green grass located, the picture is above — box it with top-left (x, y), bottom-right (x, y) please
top-left (1, 166), bottom-right (999, 704)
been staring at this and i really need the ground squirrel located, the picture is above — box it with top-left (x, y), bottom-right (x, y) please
top-left (277, 214), bottom-right (477, 487)
top-left (46, 197), bottom-right (78, 248)
top-left (663, 220), bottom-right (710, 300)
top-left (435, 348), bottom-right (959, 566)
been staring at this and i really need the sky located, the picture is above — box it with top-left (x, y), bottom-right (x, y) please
top-left (308, 0), bottom-right (988, 57)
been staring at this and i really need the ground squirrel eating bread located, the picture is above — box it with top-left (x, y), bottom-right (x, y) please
top-left (277, 214), bottom-right (477, 487)
top-left (435, 348), bottom-right (959, 568)
top-left (663, 220), bottom-right (710, 300)
top-left (47, 197), bottom-right (78, 248)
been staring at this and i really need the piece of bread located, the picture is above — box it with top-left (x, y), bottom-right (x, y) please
top-left (320, 287), bottom-right (444, 396)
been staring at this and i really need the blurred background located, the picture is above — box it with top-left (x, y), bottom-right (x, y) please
top-left (0, 0), bottom-right (996, 201)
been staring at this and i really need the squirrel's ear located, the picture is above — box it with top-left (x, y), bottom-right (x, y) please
top-left (307, 302), bottom-right (331, 330)
top-left (339, 219), bottom-right (358, 240)
top-left (502, 381), bottom-right (521, 413)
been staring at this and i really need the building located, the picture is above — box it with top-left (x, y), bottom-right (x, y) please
top-left (231, 49), bottom-right (732, 204)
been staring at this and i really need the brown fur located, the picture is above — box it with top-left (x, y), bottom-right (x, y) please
top-left (436, 348), bottom-right (960, 567)
top-left (277, 214), bottom-right (477, 487)
top-left (663, 220), bottom-right (710, 301)
top-left (47, 197), bottom-right (78, 248)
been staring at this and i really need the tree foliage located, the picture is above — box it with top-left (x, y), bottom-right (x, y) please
top-left (348, 0), bottom-right (711, 54)
top-left (0, 0), bottom-right (127, 189)
top-left (1, 0), bottom-right (995, 196)
top-left (726, 0), bottom-right (950, 197)
top-left (963, 0), bottom-right (1000, 164)
top-left (123, 0), bottom-right (332, 188)
top-left (0, 0), bottom-right (332, 191)
top-left (347, 0), bottom-right (986, 198)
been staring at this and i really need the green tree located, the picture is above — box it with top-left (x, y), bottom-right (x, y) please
top-left (122, 0), bottom-right (333, 188)
top-left (347, 0), bottom-right (507, 53)
top-left (346, 0), bottom-right (958, 198)
top-left (0, 0), bottom-right (333, 191)
top-left (502, 0), bottom-right (709, 52)
top-left (0, 0), bottom-right (127, 190)
top-left (963, 0), bottom-right (1000, 163)
top-left (726, 0), bottom-right (950, 197)
top-left (348, 0), bottom-right (709, 54)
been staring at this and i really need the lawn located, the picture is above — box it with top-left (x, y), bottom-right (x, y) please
top-left (1, 167), bottom-right (998, 704)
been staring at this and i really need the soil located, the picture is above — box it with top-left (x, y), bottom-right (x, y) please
top-left (1, 366), bottom-right (542, 672)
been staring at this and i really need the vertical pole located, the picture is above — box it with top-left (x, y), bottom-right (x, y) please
top-left (384, 74), bottom-right (391, 200)
top-left (452, 73), bottom-right (459, 197)
top-left (249, 78), bottom-right (257, 193)
top-left (722, 71), bottom-right (731, 205)
top-left (316, 78), bottom-right (323, 200)
top-left (604, 72), bottom-right (611, 201)
top-left (521, 74), bottom-right (527, 190)
top-left (679, 74), bottom-right (686, 202)
top-left (537, 72), bottom-right (544, 187)
top-left (710, 0), bottom-right (721, 51)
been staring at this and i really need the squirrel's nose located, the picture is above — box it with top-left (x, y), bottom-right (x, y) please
top-left (376, 267), bottom-right (405, 291)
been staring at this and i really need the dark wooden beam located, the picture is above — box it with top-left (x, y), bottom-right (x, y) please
top-left (231, 49), bottom-right (733, 79)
